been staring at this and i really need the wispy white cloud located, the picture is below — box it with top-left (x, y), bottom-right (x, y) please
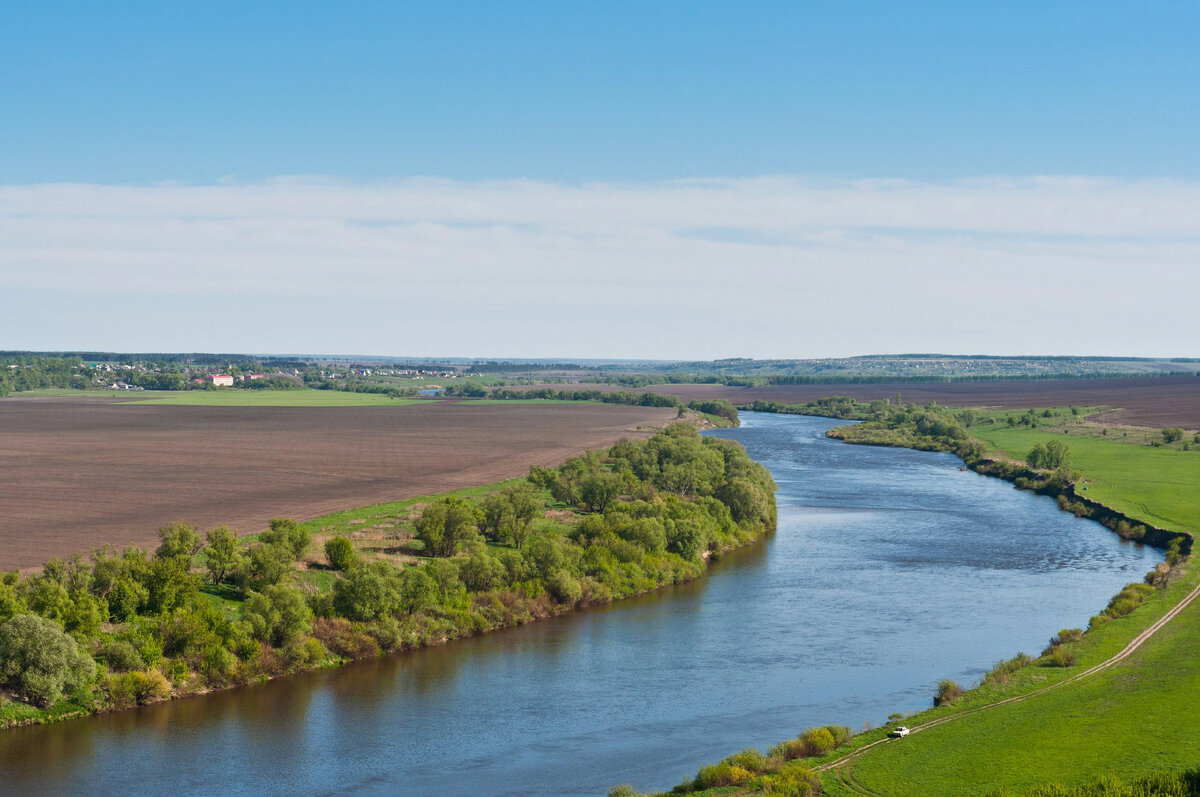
top-left (0, 177), bottom-right (1197, 358)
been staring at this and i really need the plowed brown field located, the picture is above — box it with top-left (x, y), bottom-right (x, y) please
top-left (593, 376), bottom-right (1199, 429)
top-left (0, 398), bottom-right (675, 569)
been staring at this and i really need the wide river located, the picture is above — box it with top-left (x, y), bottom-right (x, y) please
top-left (0, 413), bottom-right (1160, 796)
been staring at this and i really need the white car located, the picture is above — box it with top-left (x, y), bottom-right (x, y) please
top-left (888, 726), bottom-right (911, 738)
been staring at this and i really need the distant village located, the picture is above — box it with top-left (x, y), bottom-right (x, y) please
top-left (84, 361), bottom-right (472, 391)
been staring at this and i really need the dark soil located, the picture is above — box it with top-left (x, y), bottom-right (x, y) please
top-left (580, 376), bottom-right (1200, 429)
top-left (0, 398), bottom-right (675, 569)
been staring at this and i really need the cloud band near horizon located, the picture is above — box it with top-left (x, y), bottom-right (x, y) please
top-left (1, 176), bottom-right (1196, 359)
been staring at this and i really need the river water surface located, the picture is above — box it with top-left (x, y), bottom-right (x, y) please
top-left (0, 413), bottom-right (1160, 796)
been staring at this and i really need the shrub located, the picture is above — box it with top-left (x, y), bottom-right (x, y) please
top-left (693, 762), bottom-right (754, 789)
top-left (761, 762), bottom-right (821, 797)
top-left (324, 536), bottom-right (356, 571)
top-left (934, 679), bottom-right (963, 706)
top-left (311, 617), bottom-right (380, 659)
top-left (284, 637), bottom-right (327, 669)
top-left (769, 725), bottom-right (849, 761)
top-left (1049, 628), bottom-right (1083, 647)
top-left (332, 561), bottom-right (404, 621)
top-left (101, 639), bottom-right (145, 673)
top-left (198, 644), bottom-right (237, 686)
top-left (983, 653), bottom-right (1033, 686)
top-left (1103, 582), bottom-right (1155, 619)
top-left (724, 748), bottom-right (767, 773)
top-left (608, 786), bottom-right (640, 797)
top-left (162, 657), bottom-right (189, 684)
top-left (459, 551), bottom-right (504, 592)
top-left (0, 614), bottom-right (97, 706)
top-left (825, 724), bottom-right (853, 747)
top-left (545, 569), bottom-right (583, 605)
top-left (243, 584), bottom-right (313, 647)
top-left (1167, 538), bottom-right (1184, 567)
top-left (798, 727), bottom-right (835, 756)
top-left (691, 749), bottom-right (766, 789)
top-left (1045, 647), bottom-right (1076, 667)
top-left (106, 669), bottom-right (170, 708)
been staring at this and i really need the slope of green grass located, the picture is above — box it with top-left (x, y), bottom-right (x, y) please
top-left (972, 426), bottom-right (1200, 533)
top-left (835, 566), bottom-right (1200, 795)
top-left (124, 390), bottom-right (422, 407)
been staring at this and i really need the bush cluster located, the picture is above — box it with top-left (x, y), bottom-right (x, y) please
top-left (982, 652), bottom-right (1033, 686)
top-left (934, 679), bottom-right (964, 706)
top-left (768, 725), bottom-right (853, 761)
top-left (1089, 582), bottom-right (1156, 628)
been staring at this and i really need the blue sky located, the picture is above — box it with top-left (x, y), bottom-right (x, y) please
top-left (5, 1), bottom-right (1199, 183)
top-left (1, 2), bottom-right (1198, 358)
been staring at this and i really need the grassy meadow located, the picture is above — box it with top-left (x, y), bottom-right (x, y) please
top-left (970, 424), bottom-right (1200, 534)
top-left (822, 564), bottom-right (1200, 795)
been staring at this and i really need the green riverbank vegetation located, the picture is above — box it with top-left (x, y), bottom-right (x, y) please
top-left (0, 423), bottom-right (774, 728)
top-left (639, 401), bottom-right (1198, 796)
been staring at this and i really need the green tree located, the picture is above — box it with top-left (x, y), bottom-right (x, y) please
top-left (401, 567), bottom-right (438, 614)
top-left (505, 483), bottom-right (541, 540)
top-left (155, 522), bottom-right (202, 562)
top-left (18, 574), bottom-right (72, 623)
top-left (414, 496), bottom-right (480, 557)
top-left (459, 550), bottom-right (504, 592)
top-left (145, 556), bottom-right (199, 614)
top-left (477, 493), bottom-right (511, 542)
top-left (580, 471), bottom-right (624, 513)
top-left (665, 518), bottom-right (705, 560)
top-left (523, 535), bottom-right (565, 579)
top-left (717, 477), bottom-right (772, 526)
top-left (243, 584), bottom-right (313, 647)
top-left (244, 543), bottom-right (295, 589)
top-left (261, 518), bottom-right (311, 561)
top-left (324, 536), bottom-right (357, 571)
top-left (203, 526), bottom-right (241, 585)
top-left (0, 614), bottom-right (97, 706)
top-left (332, 561), bottom-right (404, 621)
top-left (1028, 440), bottom-right (1070, 470)
top-left (1162, 427), bottom-right (1185, 443)
top-left (0, 576), bottom-right (26, 623)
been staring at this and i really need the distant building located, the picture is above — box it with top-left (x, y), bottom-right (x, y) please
top-left (209, 374), bottom-right (234, 387)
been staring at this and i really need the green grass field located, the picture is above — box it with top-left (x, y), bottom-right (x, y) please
top-left (5, 388), bottom-right (115, 398)
top-left (828, 565), bottom-right (1200, 795)
top-left (971, 426), bottom-right (1200, 534)
top-left (124, 390), bottom-right (423, 407)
